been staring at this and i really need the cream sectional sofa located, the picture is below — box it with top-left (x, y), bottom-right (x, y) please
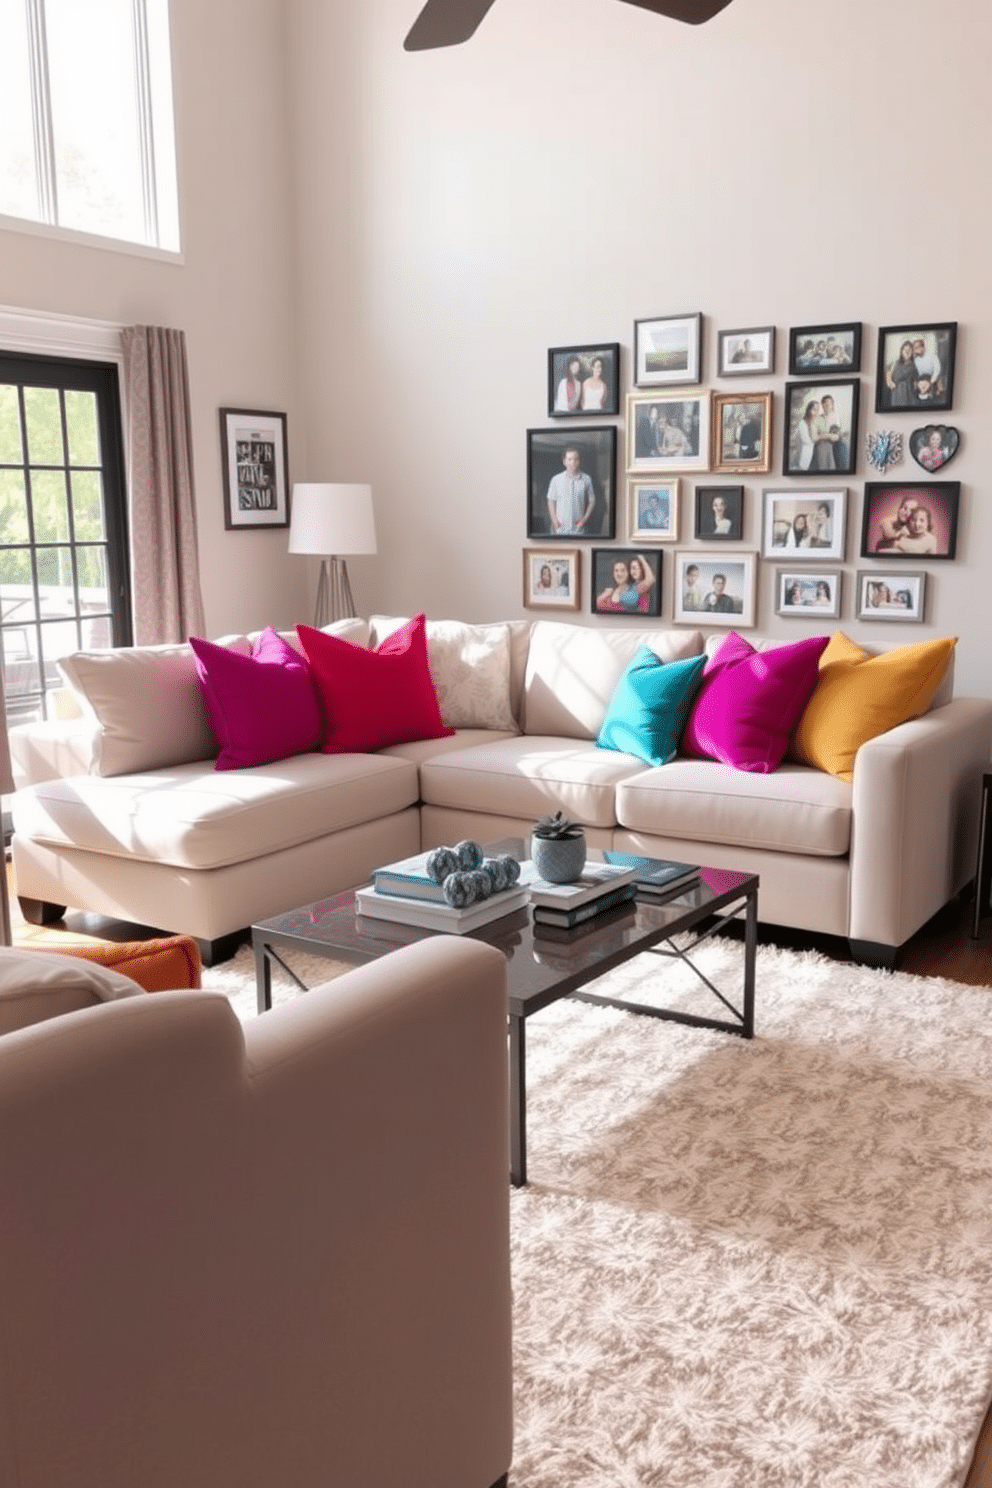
top-left (10, 616), bottom-right (992, 967)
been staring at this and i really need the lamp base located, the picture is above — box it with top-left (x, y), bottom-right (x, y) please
top-left (314, 556), bottom-right (355, 628)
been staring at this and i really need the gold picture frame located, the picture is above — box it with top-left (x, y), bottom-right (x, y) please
top-left (710, 390), bottom-right (773, 475)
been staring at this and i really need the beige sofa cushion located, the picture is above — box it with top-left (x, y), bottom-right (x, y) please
top-left (616, 758), bottom-right (853, 856)
top-left (523, 621), bottom-right (704, 739)
top-left (370, 616), bottom-right (517, 732)
top-left (14, 752), bottom-right (420, 870)
top-left (419, 735), bottom-right (651, 831)
top-left (58, 636), bottom-right (251, 776)
top-left (0, 949), bottom-right (142, 1036)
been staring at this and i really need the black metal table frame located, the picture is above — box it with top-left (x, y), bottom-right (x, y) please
top-left (507, 882), bottom-right (757, 1187)
top-left (973, 772), bottom-right (992, 939)
top-left (252, 876), bottom-right (758, 1189)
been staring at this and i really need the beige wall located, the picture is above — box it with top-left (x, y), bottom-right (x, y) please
top-left (1, 0), bottom-right (990, 697)
top-left (0, 0), bottom-right (305, 638)
top-left (289, 0), bottom-right (992, 697)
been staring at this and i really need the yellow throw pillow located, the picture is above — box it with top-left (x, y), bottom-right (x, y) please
top-left (789, 631), bottom-right (957, 780)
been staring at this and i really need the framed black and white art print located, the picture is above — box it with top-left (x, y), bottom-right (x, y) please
top-left (219, 408), bottom-right (290, 530)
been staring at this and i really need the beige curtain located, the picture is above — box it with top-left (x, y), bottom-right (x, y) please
top-left (121, 326), bottom-right (206, 644)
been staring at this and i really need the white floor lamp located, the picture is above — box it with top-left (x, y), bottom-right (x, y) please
top-left (288, 483), bottom-right (377, 626)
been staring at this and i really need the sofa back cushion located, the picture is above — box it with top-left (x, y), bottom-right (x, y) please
top-left (523, 621), bottom-right (705, 739)
top-left (58, 636), bottom-right (251, 776)
top-left (370, 616), bottom-right (518, 732)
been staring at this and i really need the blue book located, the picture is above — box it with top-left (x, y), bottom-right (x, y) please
top-left (602, 852), bottom-right (699, 896)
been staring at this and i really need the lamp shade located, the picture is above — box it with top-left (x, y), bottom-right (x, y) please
top-left (288, 483), bottom-right (377, 557)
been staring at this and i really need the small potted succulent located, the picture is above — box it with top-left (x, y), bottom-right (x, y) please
top-left (530, 810), bottom-right (587, 884)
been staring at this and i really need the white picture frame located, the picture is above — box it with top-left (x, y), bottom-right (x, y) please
top-left (717, 325), bottom-right (775, 377)
top-left (626, 390), bottom-right (711, 474)
top-left (628, 477), bottom-right (679, 542)
top-left (761, 487), bottom-right (846, 561)
top-left (673, 549), bottom-right (757, 627)
top-left (775, 567), bottom-right (842, 619)
top-left (856, 569), bottom-right (926, 622)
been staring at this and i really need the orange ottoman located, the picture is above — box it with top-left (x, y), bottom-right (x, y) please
top-left (32, 936), bottom-right (203, 992)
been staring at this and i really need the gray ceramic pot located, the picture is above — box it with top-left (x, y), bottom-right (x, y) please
top-left (530, 831), bottom-right (587, 884)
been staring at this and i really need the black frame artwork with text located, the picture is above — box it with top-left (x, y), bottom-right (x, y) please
top-left (527, 426), bottom-right (617, 540)
top-left (860, 481), bottom-right (960, 560)
top-left (875, 322), bottom-right (957, 413)
top-left (547, 342), bottom-right (620, 418)
top-left (788, 322), bottom-right (862, 376)
top-left (591, 547), bottom-right (662, 618)
top-left (219, 407), bottom-right (290, 530)
top-left (782, 378), bottom-right (859, 477)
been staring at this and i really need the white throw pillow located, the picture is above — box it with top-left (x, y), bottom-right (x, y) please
top-left (0, 948), bottom-right (142, 1036)
top-left (369, 617), bottom-right (517, 732)
top-left (59, 636), bottom-right (251, 776)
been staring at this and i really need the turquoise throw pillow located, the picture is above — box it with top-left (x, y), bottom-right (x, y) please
top-left (597, 647), bottom-right (707, 766)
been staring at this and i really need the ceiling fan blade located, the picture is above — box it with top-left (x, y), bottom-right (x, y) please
top-left (616, 0), bottom-right (734, 21)
top-left (404, 0), bottom-right (499, 51)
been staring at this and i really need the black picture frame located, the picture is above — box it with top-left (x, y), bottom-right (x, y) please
top-left (875, 322), bottom-right (957, 413)
top-left (547, 342), bottom-right (620, 418)
top-left (219, 407), bottom-right (290, 530)
top-left (782, 378), bottom-right (859, 477)
top-left (788, 322), bottom-right (862, 376)
top-left (591, 547), bottom-right (662, 617)
top-left (860, 481), bottom-right (960, 560)
top-left (694, 485), bottom-right (743, 540)
top-left (527, 426), bottom-right (617, 540)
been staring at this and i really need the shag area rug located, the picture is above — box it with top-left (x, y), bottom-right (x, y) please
top-left (203, 938), bottom-right (992, 1488)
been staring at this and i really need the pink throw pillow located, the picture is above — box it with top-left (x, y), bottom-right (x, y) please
top-left (190, 627), bottom-right (323, 770)
top-left (297, 612), bottom-right (455, 753)
top-left (682, 631), bottom-right (830, 773)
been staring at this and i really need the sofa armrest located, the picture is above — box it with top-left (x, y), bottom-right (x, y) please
top-left (850, 697), bottom-right (992, 948)
top-left (0, 936), bottom-right (513, 1488)
top-left (9, 716), bottom-right (99, 788)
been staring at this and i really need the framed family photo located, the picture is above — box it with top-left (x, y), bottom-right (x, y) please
top-left (788, 322), bottom-right (862, 376)
top-left (673, 549), bottom-right (756, 627)
top-left (626, 390), bottom-right (710, 474)
top-left (523, 548), bottom-right (580, 610)
top-left (762, 488), bottom-right (846, 561)
top-left (909, 424), bottom-right (960, 472)
top-left (591, 548), bottom-right (662, 618)
top-left (711, 391), bottom-right (772, 474)
top-left (859, 481), bottom-right (960, 560)
top-left (633, 312), bottom-right (702, 387)
top-left (775, 568), bottom-right (842, 619)
top-left (875, 322), bottom-right (957, 413)
top-left (694, 485), bottom-right (743, 541)
top-left (548, 342), bottom-right (620, 417)
top-left (717, 326), bottom-right (775, 377)
top-left (783, 379), bottom-right (859, 477)
top-left (856, 570), bottom-right (926, 622)
top-left (526, 426), bottom-right (616, 540)
top-left (219, 407), bottom-right (290, 530)
top-left (628, 477), bottom-right (679, 542)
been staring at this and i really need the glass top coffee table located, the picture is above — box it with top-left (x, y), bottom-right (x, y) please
top-left (252, 843), bottom-right (758, 1186)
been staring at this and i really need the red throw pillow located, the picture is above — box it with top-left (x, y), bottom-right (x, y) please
top-left (297, 613), bottom-right (455, 753)
top-left (190, 626), bottom-right (323, 770)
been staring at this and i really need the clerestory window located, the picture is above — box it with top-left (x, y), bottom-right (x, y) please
top-left (0, 0), bottom-right (179, 253)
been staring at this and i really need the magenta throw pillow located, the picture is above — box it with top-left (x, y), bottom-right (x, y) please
top-left (297, 612), bottom-right (455, 753)
top-left (190, 626), bottom-right (323, 770)
top-left (682, 631), bottom-right (830, 773)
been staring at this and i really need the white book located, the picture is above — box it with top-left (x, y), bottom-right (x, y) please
top-left (526, 860), bottom-right (638, 910)
top-left (355, 884), bottom-right (528, 934)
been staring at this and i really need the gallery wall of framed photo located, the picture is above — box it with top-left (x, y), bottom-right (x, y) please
top-left (523, 314), bottom-right (962, 628)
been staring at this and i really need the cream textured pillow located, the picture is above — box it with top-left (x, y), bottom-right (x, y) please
top-left (369, 617), bottom-right (517, 732)
top-left (59, 636), bottom-right (251, 776)
top-left (0, 948), bottom-right (141, 1036)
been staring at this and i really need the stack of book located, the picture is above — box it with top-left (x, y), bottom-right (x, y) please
top-left (355, 848), bottom-right (528, 933)
top-left (529, 861), bottom-right (639, 929)
top-left (602, 852), bottom-right (699, 899)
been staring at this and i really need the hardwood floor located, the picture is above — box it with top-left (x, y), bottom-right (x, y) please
top-left (7, 870), bottom-right (991, 1483)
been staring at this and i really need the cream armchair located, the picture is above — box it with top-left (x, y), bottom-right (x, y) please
top-left (0, 938), bottom-right (513, 1488)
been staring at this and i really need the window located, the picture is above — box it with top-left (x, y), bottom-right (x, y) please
top-left (0, 0), bottom-right (179, 252)
top-left (0, 352), bottom-right (131, 725)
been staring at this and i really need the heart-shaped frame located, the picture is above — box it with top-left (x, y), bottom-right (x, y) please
top-left (910, 424), bottom-right (959, 472)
